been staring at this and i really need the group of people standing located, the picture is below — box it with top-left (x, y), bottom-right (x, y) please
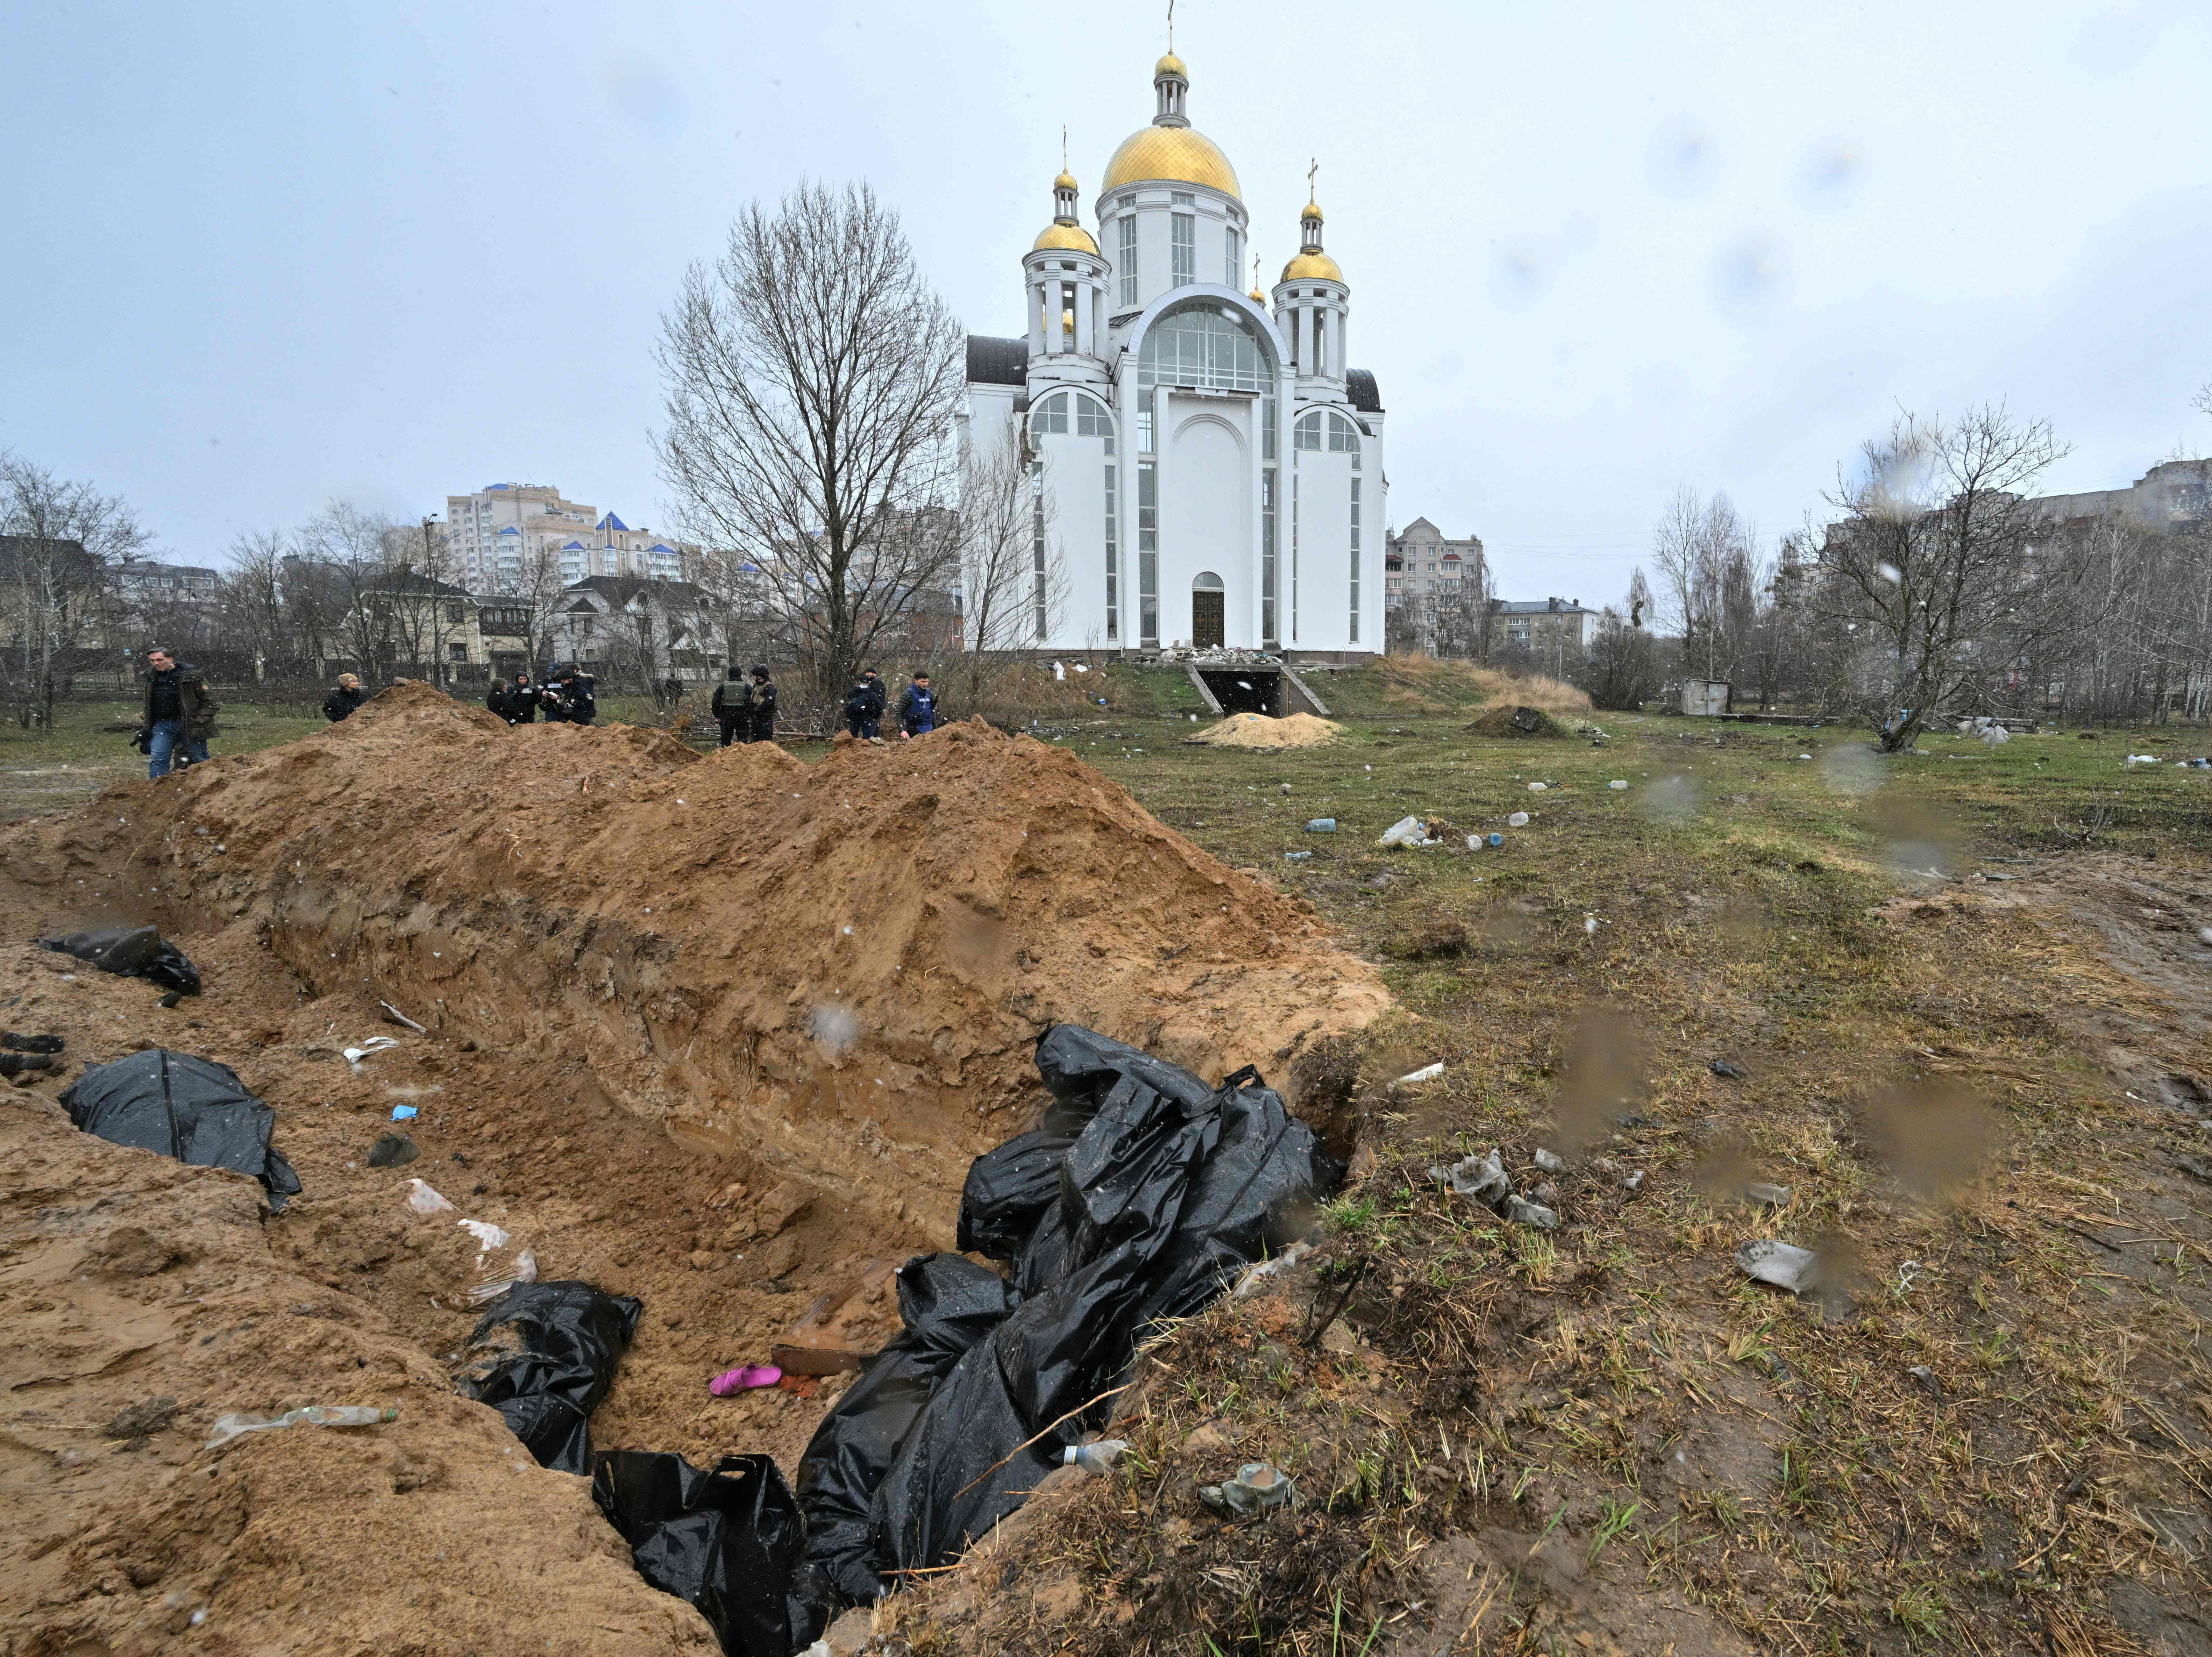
top-left (842, 668), bottom-right (936, 741)
top-left (709, 666), bottom-right (779, 747)
top-left (486, 667), bottom-right (597, 726)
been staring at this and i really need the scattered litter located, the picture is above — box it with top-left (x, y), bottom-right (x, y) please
top-left (60, 1049), bottom-right (300, 1211)
top-left (1533, 1148), bottom-right (1566, 1174)
top-left (1506, 811), bottom-right (1530, 828)
top-left (1304, 818), bottom-right (1337, 833)
top-left (1278, 782), bottom-right (1292, 794)
top-left (2, 1031), bottom-right (64, 1053)
top-left (205, 1404), bottom-right (398, 1450)
top-left (2126, 754), bottom-right (2158, 766)
top-left (36, 924), bottom-right (201, 996)
top-left (0, 1052), bottom-right (56, 1077)
top-left (1608, 779), bottom-right (1628, 789)
top-left (1583, 915), bottom-right (1598, 935)
top-left (1063, 1439), bottom-right (1127, 1473)
top-left (592, 1451), bottom-right (805, 1657)
top-left (1232, 1240), bottom-right (1313, 1299)
top-left (709, 1365), bottom-right (784, 1396)
top-left (466, 1250), bottom-right (539, 1305)
top-left (1710, 1058), bottom-right (1750, 1079)
top-left (458, 1218), bottom-right (511, 1253)
top-left (389, 1103), bottom-right (418, 1122)
top-left (1738, 1239), bottom-right (1820, 1295)
top-left (1283, 850), bottom-right (1312, 862)
top-left (1895, 1258), bottom-right (1923, 1293)
top-left (455, 1281), bottom-right (643, 1473)
top-left (1622, 1170), bottom-right (1645, 1193)
top-left (343, 1035), bottom-right (401, 1071)
top-left (1377, 814), bottom-right (1427, 848)
top-left (1527, 781), bottom-right (1548, 792)
top-left (378, 1001), bottom-right (430, 1032)
top-left (1433, 1148), bottom-right (1511, 1207)
top-left (1394, 1061), bottom-right (1445, 1087)
top-left (1485, 832), bottom-right (1504, 847)
top-left (1743, 1182), bottom-right (1793, 1207)
top-left (1908, 1364), bottom-right (1943, 1399)
top-left (365, 1132), bottom-right (418, 1168)
top-left (1199, 1461), bottom-right (1294, 1516)
top-left (404, 1179), bottom-right (454, 1215)
top-left (2200, 927), bottom-right (2212, 948)
top-left (1980, 726), bottom-right (2010, 746)
top-left (1503, 1195), bottom-right (1559, 1229)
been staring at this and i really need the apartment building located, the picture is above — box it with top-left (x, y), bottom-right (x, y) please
top-left (1385, 517), bottom-right (1484, 608)
top-left (445, 483), bottom-right (700, 593)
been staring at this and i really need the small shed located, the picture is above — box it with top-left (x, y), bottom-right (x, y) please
top-left (1680, 679), bottom-right (1733, 717)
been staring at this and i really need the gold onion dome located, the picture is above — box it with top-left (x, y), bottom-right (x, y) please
top-left (1249, 286), bottom-right (1267, 305)
top-left (1280, 250), bottom-right (1344, 282)
top-left (1300, 201), bottom-right (1324, 222)
top-left (1102, 125), bottom-right (1240, 196)
top-left (1033, 220), bottom-right (1099, 254)
top-left (1155, 50), bottom-right (1187, 77)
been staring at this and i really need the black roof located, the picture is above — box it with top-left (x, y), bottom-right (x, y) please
top-left (966, 335), bottom-right (1028, 387)
top-left (1347, 369), bottom-right (1383, 414)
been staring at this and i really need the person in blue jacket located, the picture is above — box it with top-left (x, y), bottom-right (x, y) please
top-left (895, 672), bottom-right (937, 739)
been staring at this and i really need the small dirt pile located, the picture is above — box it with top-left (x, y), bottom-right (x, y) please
top-left (1466, 703), bottom-right (1573, 739)
top-left (1185, 711), bottom-right (1342, 750)
top-left (0, 684), bottom-right (1386, 1239)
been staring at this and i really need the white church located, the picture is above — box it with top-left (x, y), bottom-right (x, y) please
top-left (963, 49), bottom-right (1385, 658)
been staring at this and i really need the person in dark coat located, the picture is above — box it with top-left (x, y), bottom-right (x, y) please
top-left (139, 647), bottom-right (218, 778)
top-left (486, 678), bottom-right (511, 722)
top-left (709, 669), bottom-right (750, 749)
top-left (561, 667), bottom-right (597, 725)
top-left (540, 668), bottom-right (570, 724)
top-left (895, 672), bottom-right (937, 738)
top-left (322, 673), bottom-right (367, 723)
top-left (843, 668), bottom-right (885, 739)
top-left (747, 666), bottom-right (776, 744)
top-left (508, 669), bottom-right (538, 724)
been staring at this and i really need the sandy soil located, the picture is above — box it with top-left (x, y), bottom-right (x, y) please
top-left (0, 685), bottom-right (1387, 1654)
top-left (1184, 712), bottom-right (1342, 751)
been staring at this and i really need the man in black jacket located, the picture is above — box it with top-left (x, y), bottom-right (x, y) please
top-left (844, 668), bottom-right (885, 739)
top-left (322, 673), bottom-right (367, 723)
top-left (561, 667), bottom-right (597, 725)
top-left (709, 669), bottom-right (750, 748)
top-left (748, 666), bottom-right (777, 744)
top-left (139, 648), bottom-right (218, 778)
top-left (509, 669), bottom-right (539, 723)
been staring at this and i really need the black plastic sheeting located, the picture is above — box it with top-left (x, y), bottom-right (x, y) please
top-left (789, 1023), bottom-right (1343, 1632)
top-left (60, 1049), bottom-right (300, 1210)
top-left (791, 1253), bottom-right (1016, 1622)
top-left (37, 924), bottom-right (202, 995)
top-left (592, 1451), bottom-right (806, 1657)
top-left (456, 1281), bottom-right (641, 1474)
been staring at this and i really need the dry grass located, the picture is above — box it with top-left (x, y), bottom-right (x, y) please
top-left (1361, 654), bottom-right (1593, 719)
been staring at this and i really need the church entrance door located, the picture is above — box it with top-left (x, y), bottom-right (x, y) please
top-left (1191, 590), bottom-right (1225, 649)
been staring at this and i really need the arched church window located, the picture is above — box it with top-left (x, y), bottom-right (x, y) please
top-left (1031, 392), bottom-right (1070, 435)
top-left (1137, 302), bottom-right (1272, 393)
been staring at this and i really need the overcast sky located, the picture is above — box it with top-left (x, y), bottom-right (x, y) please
top-left (5, 0), bottom-right (2209, 605)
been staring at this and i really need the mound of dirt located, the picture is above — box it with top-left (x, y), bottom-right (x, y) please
top-left (1184, 711), bottom-right (1342, 750)
top-left (1466, 703), bottom-right (1572, 739)
top-left (1369, 654), bottom-right (1592, 717)
top-left (0, 682), bottom-right (1385, 1238)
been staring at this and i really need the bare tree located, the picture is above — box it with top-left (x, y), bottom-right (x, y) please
top-left (1582, 577), bottom-right (1664, 711)
top-left (956, 415), bottom-right (1067, 718)
top-left (304, 501), bottom-right (402, 687)
top-left (656, 181), bottom-right (966, 708)
top-left (1816, 405), bottom-right (2070, 751)
top-left (1650, 487), bottom-right (1759, 682)
top-left (0, 453), bottom-right (149, 728)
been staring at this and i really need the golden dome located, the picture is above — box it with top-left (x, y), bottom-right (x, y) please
top-left (1249, 287), bottom-right (1267, 305)
top-left (1155, 50), bottom-right (1187, 77)
top-left (1300, 201), bottom-right (1324, 222)
top-left (1054, 169), bottom-right (1078, 191)
top-left (1102, 124), bottom-right (1240, 196)
top-left (1032, 221), bottom-right (1100, 254)
top-left (1280, 250), bottom-right (1344, 282)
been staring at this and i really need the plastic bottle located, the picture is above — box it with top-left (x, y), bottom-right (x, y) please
top-left (1304, 818), bottom-right (1337, 833)
top-left (1063, 1439), bottom-right (1128, 1474)
top-left (205, 1405), bottom-right (399, 1448)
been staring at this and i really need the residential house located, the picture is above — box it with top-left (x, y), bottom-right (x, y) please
top-left (548, 576), bottom-right (727, 688)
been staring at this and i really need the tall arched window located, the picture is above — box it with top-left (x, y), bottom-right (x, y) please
top-left (1137, 302), bottom-right (1273, 393)
top-left (1293, 410), bottom-right (1362, 643)
top-left (1028, 390), bottom-right (1120, 642)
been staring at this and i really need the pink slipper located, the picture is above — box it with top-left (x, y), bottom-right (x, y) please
top-left (709, 1365), bottom-right (782, 1396)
